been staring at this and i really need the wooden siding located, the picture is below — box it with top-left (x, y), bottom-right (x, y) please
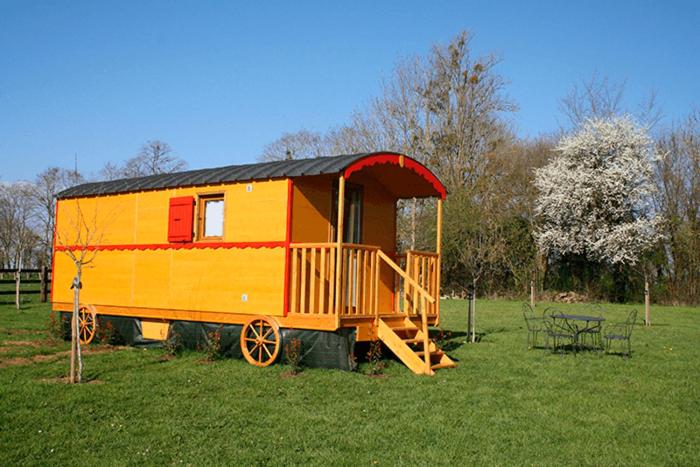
top-left (53, 179), bottom-right (289, 317)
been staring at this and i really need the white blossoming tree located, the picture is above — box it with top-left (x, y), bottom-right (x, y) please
top-left (534, 116), bottom-right (662, 325)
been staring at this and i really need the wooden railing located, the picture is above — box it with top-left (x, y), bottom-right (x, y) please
top-left (288, 243), bottom-right (438, 326)
top-left (337, 244), bottom-right (380, 317)
top-left (289, 243), bottom-right (337, 316)
top-left (376, 249), bottom-right (436, 373)
top-left (289, 243), bottom-right (381, 317)
top-left (403, 250), bottom-right (439, 317)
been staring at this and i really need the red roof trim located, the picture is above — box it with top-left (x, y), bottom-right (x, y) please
top-left (343, 153), bottom-right (447, 200)
top-left (55, 241), bottom-right (285, 252)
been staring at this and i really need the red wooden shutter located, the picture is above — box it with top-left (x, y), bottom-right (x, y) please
top-left (168, 196), bottom-right (195, 242)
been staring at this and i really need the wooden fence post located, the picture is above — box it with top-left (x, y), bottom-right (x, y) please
top-left (40, 266), bottom-right (49, 303)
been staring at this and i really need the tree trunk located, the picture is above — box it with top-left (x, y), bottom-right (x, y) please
top-left (410, 198), bottom-right (417, 250)
top-left (644, 270), bottom-right (651, 327)
top-left (530, 276), bottom-right (536, 308)
top-left (470, 278), bottom-right (477, 343)
top-left (15, 270), bottom-right (21, 310)
top-left (40, 265), bottom-right (48, 303)
top-left (70, 265), bottom-right (83, 384)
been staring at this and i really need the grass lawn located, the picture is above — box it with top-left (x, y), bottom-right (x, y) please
top-left (1, 295), bottom-right (699, 465)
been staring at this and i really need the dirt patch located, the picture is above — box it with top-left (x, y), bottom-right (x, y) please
top-left (0, 346), bottom-right (125, 369)
top-left (2, 329), bottom-right (44, 336)
top-left (1, 340), bottom-right (45, 347)
top-left (279, 370), bottom-right (304, 379)
top-left (0, 339), bottom-right (62, 354)
top-left (40, 376), bottom-right (105, 385)
top-left (1, 357), bottom-right (32, 367)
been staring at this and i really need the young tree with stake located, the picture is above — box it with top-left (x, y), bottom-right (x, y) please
top-left (55, 200), bottom-right (104, 383)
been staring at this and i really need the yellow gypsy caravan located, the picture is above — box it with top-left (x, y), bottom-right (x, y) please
top-left (52, 152), bottom-right (455, 374)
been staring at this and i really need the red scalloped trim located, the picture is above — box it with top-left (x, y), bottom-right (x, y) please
top-left (55, 241), bottom-right (285, 252)
top-left (343, 153), bottom-right (446, 200)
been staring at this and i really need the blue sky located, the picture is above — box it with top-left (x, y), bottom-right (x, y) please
top-left (1, 0), bottom-right (698, 182)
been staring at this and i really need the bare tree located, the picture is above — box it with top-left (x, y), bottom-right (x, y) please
top-left (55, 200), bottom-right (106, 383)
top-left (32, 167), bottom-right (84, 266)
top-left (100, 140), bottom-right (187, 179)
top-left (559, 73), bottom-right (662, 130)
top-left (99, 162), bottom-right (124, 181)
top-left (0, 183), bottom-right (39, 309)
top-left (419, 32), bottom-right (516, 192)
top-left (654, 109), bottom-right (700, 303)
top-left (259, 130), bottom-right (328, 161)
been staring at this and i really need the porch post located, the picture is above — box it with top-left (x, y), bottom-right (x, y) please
top-left (435, 198), bottom-right (443, 322)
top-left (333, 175), bottom-right (346, 327)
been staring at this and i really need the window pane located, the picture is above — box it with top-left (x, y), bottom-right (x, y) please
top-left (204, 199), bottom-right (224, 237)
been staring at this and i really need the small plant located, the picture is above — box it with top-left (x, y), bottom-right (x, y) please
top-left (349, 350), bottom-right (358, 372)
top-left (366, 340), bottom-right (386, 376)
top-left (163, 330), bottom-right (182, 357)
top-left (47, 311), bottom-right (63, 341)
top-left (97, 321), bottom-right (115, 345)
top-left (284, 337), bottom-right (303, 375)
top-left (203, 327), bottom-right (223, 361)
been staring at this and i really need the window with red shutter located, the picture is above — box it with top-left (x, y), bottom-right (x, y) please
top-left (168, 196), bottom-right (194, 242)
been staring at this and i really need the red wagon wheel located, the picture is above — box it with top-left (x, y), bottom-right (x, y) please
top-left (78, 305), bottom-right (97, 345)
top-left (240, 316), bottom-right (280, 367)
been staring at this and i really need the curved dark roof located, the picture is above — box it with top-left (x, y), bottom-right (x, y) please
top-left (57, 153), bottom-right (383, 199)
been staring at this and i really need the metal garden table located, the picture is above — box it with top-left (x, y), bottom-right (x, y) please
top-left (551, 313), bottom-right (605, 350)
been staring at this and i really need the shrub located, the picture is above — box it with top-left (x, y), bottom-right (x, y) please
top-left (284, 338), bottom-right (303, 375)
top-left (203, 327), bottom-right (222, 361)
top-left (47, 311), bottom-right (63, 341)
top-left (97, 321), bottom-right (115, 345)
top-left (366, 340), bottom-right (386, 376)
top-left (163, 330), bottom-right (182, 357)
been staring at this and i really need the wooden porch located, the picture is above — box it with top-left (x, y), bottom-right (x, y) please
top-left (286, 164), bottom-right (454, 375)
top-left (287, 241), bottom-right (455, 375)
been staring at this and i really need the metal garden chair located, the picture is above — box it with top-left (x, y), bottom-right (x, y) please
top-left (543, 307), bottom-right (577, 354)
top-left (522, 303), bottom-right (545, 350)
top-left (603, 309), bottom-right (637, 358)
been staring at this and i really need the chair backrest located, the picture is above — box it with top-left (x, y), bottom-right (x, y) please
top-left (522, 303), bottom-right (536, 330)
top-left (543, 306), bottom-right (559, 321)
top-left (587, 303), bottom-right (604, 318)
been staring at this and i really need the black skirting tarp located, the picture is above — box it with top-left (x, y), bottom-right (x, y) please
top-left (60, 312), bottom-right (162, 348)
top-left (60, 313), bottom-right (356, 371)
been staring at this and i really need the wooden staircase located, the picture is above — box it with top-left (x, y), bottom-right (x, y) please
top-left (377, 317), bottom-right (456, 375)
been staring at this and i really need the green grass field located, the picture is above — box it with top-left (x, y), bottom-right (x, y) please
top-left (1, 295), bottom-right (699, 465)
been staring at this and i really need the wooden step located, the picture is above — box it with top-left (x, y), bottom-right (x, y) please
top-left (390, 326), bottom-right (418, 333)
top-left (402, 337), bottom-right (423, 344)
top-left (377, 318), bottom-right (457, 376)
top-left (431, 362), bottom-right (457, 370)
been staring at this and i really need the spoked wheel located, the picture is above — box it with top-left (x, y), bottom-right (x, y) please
top-left (240, 316), bottom-right (280, 367)
top-left (78, 305), bottom-right (97, 345)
